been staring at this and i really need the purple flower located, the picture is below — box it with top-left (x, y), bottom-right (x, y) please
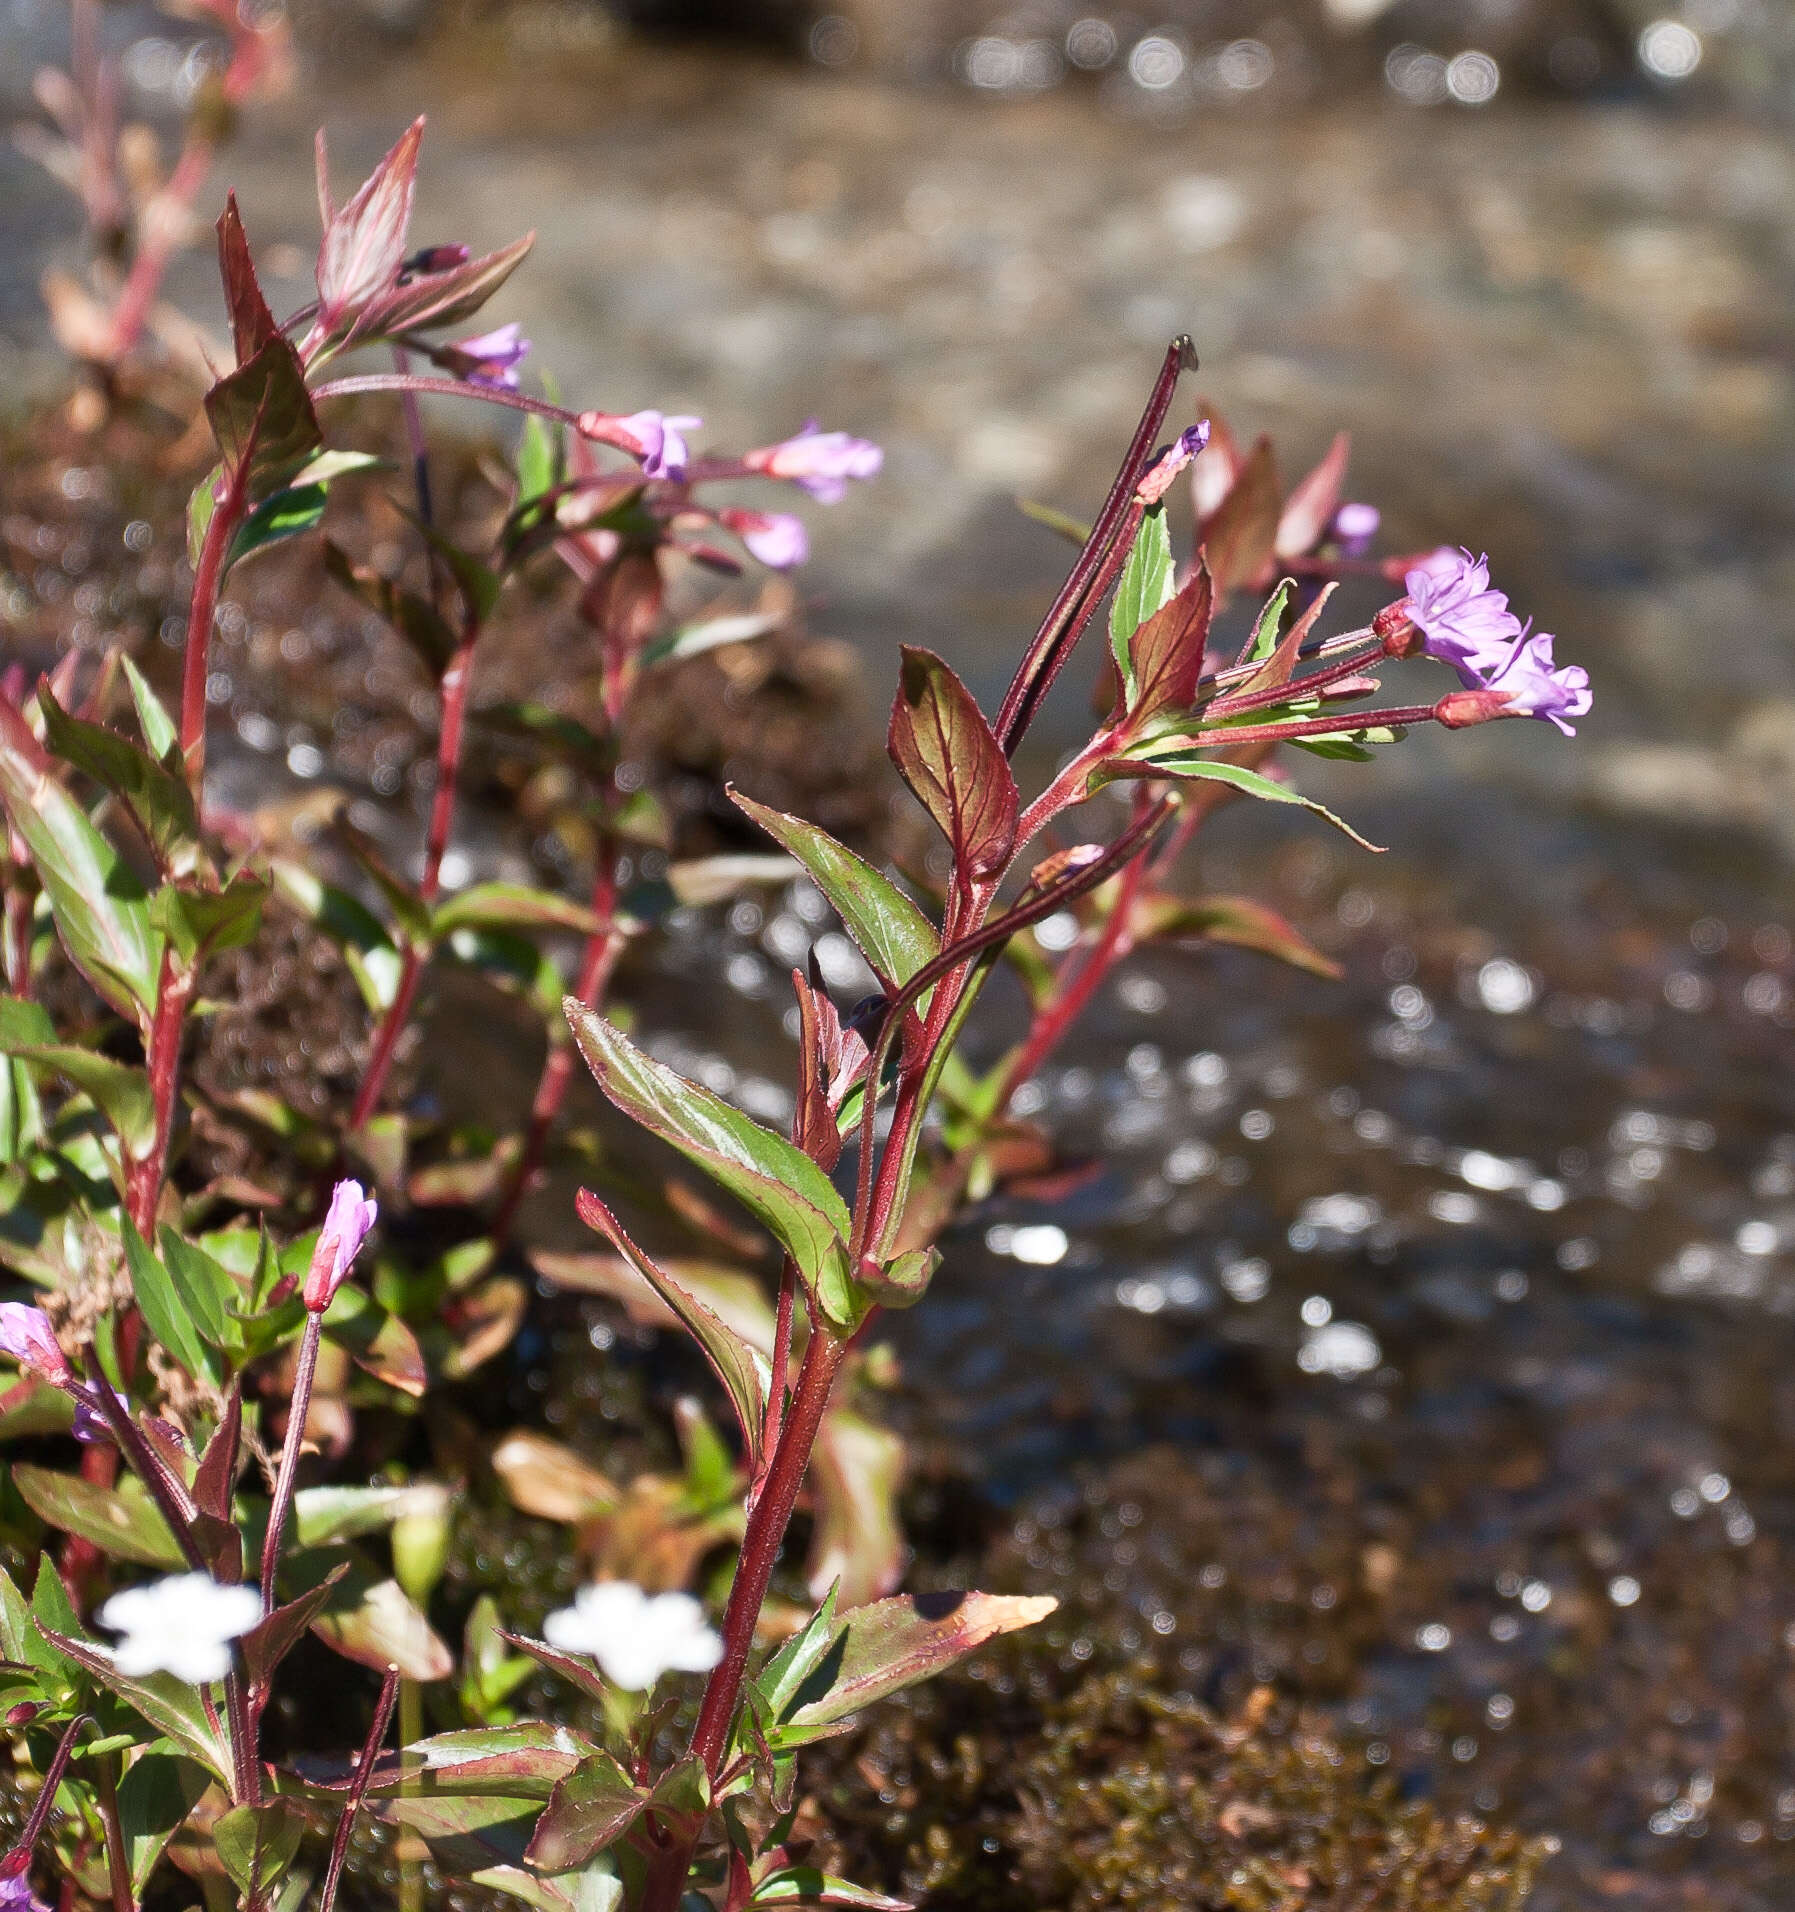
top-left (721, 508), bottom-right (809, 569)
top-left (70, 1383), bottom-right (128, 1445)
top-left (1403, 548), bottom-right (1523, 685)
top-left (449, 321), bottom-right (531, 390)
top-left (743, 423), bottom-right (883, 503)
top-left (1331, 501), bottom-right (1380, 555)
top-left (1135, 421), bottom-right (1211, 506)
top-left (0, 1304), bottom-right (70, 1388)
top-left (304, 1179), bottom-right (379, 1313)
top-left (0, 1867), bottom-right (50, 1912)
top-left (621, 411), bottom-right (702, 481)
top-left (1480, 626), bottom-right (1592, 736)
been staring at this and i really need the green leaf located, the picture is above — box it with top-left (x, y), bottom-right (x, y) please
top-left (157, 1225), bottom-right (239, 1350)
top-left (321, 1285), bottom-right (427, 1397)
top-left (1100, 754), bottom-right (1383, 853)
top-left (0, 1039), bottom-right (154, 1159)
top-left (120, 657), bottom-right (178, 760)
top-left (12, 1466), bottom-right (185, 1569)
top-left (731, 792), bottom-right (939, 995)
top-left (124, 1220), bottom-right (220, 1384)
top-left (228, 481), bottom-right (328, 564)
top-left (215, 1798), bottom-right (306, 1897)
top-left (116, 1749), bottom-right (209, 1892)
top-left (410, 517), bottom-right (502, 625)
top-left (524, 1750), bottom-right (645, 1871)
top-left (1017, 496), bottom-right (1093, 546)
top-left (0, 698), bottom-right (161, 1020)
top-left (188, 471), bottom-right (218, 570)
top-left (432, 882), bottom-right (600, 938)
top-left (515, 410), bottom-right (560, 507)
top-left (292, 1482), bottom-right (445, 1549)
top-left (38, 684), bottom-right (199, 872)
top-left (151, 873), bottom-right (268, 968)
top-left (752, 1582), bottom-right (840, 1725)
top-left (204, 336), bottom-right (322, 498)
top-left (566, 1004), bottom-right (857, 1324)
top-left (887, 648), bottom-right (1018, 881)
top-left (271, 859), bottom-right (404, 1012)
top-left (1243, 577), bottom-right (1293, 667)
top-left (640, 609), bottom-right (785, 669)
top-left (39, 1625), bottom-right (236, 1780)
top-left (772, 1591), bottom-right (1057, 1746)
top-left (748, 1869), bottom-right (913, 1911)
top-left (1109, 501), bottom-right (1175, 683)
top-left (323, 541), bottom-right (457, 678)
top-left (377, 1723), bottom-right (597, 1800)
top-left (575, 1191), bottom-right (770, 1459)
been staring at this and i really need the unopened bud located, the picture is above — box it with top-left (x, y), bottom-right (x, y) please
top-left (1134, 422), bottom-right (1210, 506)
top-left (5, 1701), bottom-right (42, 1726)
top-left (1435, 688), bottom-right (1515, 729)
top-left (391, 1483), bottom-right (454, 1608)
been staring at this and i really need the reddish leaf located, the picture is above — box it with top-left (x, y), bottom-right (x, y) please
top-left (312, 1576), bottom-right (453, 1682)
top-left (524, 1750), bottom-right (645, 1871)
top-left (364, 233), bottom-right (535, 341)
top-left (778, 1590), bottom-right (1057, 1740)
top-left (807, 1410), bottom-right (905, 1608)
top-left (316, 116), bottom-right (424, 335)
top-left (1275, 430), bottom-right (1349, 560)
top-left (204, 337), bottom-right (322, 497)
top-left (489, 1431), bottom-right (618, 1523)
top-left (887, 648), bottom-right (1017, 882)
top-left (1199, 434), bottom-right (1280, 597)
top-left (369, 1724), bottom-right (599, 1800)
top-left (1133, 891), bottom-right (1341, 979)
top-left (192, 1385), bottom-right (242, 1522)
top-left (1123, 562), bottom-right (1214, 732)
top-left (240, 1563), bottom-right (350, 1694)
top-left (499, 1629), bottom-right (611, 1708)
top-left (216, 194), bottom-right (279, 368)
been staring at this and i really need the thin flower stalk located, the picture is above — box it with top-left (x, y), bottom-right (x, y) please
top-left (318, 1665), bottom-right (399, 1912)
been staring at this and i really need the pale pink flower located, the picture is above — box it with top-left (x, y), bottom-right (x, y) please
top-left (304, 1179), bottom-right (378, 1313)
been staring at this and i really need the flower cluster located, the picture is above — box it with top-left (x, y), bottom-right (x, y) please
top-left (1401, 548), bottom-right (1591, 735)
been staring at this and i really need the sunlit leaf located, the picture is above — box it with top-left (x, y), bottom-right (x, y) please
top-left (525, 1750), bottom-right (645, 1871)
top-left (1108, 500), bottom-right (1175, 682)
top-left (888, 648), bottom-right (1017, 881)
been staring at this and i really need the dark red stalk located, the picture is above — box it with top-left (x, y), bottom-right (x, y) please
top-left (318, 1665), bottom-right (400, 1912)
top-left (310, 372), bottom-right (586, 430)
top-left (639, 1332), bottom-right (846, 1912)
top-left (5, 1710), bottom-right (88, 1871)
top-left (124, 956), bottom-right (193, 1238)
top-left (1202, 640), bottom-right (1386, 720)
top-left (1141, 702), bottom-right (1440, 754)
top-left (994, 337), bottom-right (1195, 755)
top-left (259, 1313), bottom-right (322, 1611)
top-left (180, 464), bottom-right (249, 785)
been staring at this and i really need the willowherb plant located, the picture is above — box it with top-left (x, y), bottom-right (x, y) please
top-left (0, 110), bottom-right (1586, 1912)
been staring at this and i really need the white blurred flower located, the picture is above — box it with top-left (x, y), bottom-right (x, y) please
top-left (543, 1582), bottom-right (722, 1691)
top-left (98, 1573), bottom-right (263, 1683)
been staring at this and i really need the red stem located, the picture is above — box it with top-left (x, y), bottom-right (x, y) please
top-left (124, 954), bottom-right (193, 1238)
top-left (181, 463), bottom-right (248, 785)
top-left (640, 1332), bottom-right (846, 1912)
top-left (318, 1664), bottom-right (400, 1912)
top-left (92, 1756), bottom-right (135, 1912)
top-left (259, 1312), bottom-right (322, 1613)
top-left (103, 136), bottom-right (213, 363)
top-left (5, 1710), bottom-right (88, 1873)
top-left (349, 630), bottom-right (479, 1131)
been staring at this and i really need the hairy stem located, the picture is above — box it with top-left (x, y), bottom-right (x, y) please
top-left (259, 1312), bottom-right (322, 1612)
top-left (6, 1710), bottom-right (88, 1869)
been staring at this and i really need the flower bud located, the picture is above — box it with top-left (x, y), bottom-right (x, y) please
top-left (1434, 688), bottom-right (1515, 729)
top-left (304, 1179), bottom-right (378, 1313)
top-left (1134, 422), bottom-right (1210, 506)
top-left (5, 1701), bottom-right (42, 1727)
top-left (391, 1483), bottom-right (454, 1608)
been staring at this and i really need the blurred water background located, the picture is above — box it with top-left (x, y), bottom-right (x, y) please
top-left (7, 2), bottom-right (1795, 1905)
